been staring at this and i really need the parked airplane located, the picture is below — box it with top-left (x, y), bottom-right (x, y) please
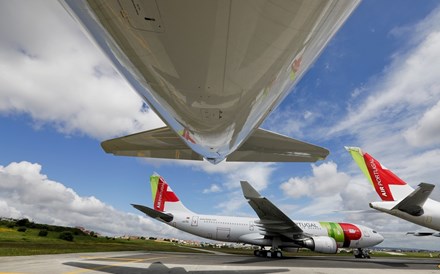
top-left (132, 173), bottom-right (383, 258)
top-left (59, 0), bottom-right (359, 164)
top-left (346, 147), bottom-right (440, 236)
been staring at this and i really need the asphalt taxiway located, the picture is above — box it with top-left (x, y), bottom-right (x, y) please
top-left (0, 250), bottom-right (438, 273)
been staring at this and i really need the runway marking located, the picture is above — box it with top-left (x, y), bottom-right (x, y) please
top-left (63, 255), bottom-right (183, 274)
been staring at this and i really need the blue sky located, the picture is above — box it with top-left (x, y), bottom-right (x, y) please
top-left (1, 0), bottom-right (440, 250)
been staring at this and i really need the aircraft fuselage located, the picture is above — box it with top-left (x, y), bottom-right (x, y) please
top-left (60, 0), bottom-right (359, 163)
top-left (167, 212), bottom-right (382, 249)
top-left (371, 198), bottom-right (440, 232)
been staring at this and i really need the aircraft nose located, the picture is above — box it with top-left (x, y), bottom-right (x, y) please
top-left (375, 233), bottom-right (384, 245)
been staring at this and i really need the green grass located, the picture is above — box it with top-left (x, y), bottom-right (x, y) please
top-left (1, 225), bottom-right (439, 258)
top-left (0, 226), bottom-right (202, 256)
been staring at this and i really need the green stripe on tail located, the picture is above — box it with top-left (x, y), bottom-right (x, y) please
top-left (150, 174), bottom-right (160, 204)
top-left (346, 147), bottom-right (374, 187)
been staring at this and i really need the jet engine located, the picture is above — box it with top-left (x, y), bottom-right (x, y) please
top-left (301, 236), bottom-right (338, 253)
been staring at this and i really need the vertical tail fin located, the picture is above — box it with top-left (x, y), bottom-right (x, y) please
top-left (150, 173), bottom-right (192, 213)
top-left (345, 147), bottom-right (413, 201)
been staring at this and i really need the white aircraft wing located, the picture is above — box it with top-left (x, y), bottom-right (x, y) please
top-left (392, 183), bottom-right (435, 216)
top-left (102, 127), bottom-right (329, 162)
top-left (240, 181), bottom-right (303, 236)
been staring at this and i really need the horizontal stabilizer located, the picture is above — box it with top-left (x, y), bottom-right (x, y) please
top-left (334, 209), bottom-right (379, 214)
top-left (132, 204), bottom-right (173, 222)
top-left (407, 231), bottom-right (440, 237)
top-left (229, 128), bottom-right (329, 162)
top-left (102, 127), bottom-right (203, 161)
top-left (102, 127), bottom-right (328, 162)
top-left (393, 183), bottom-right (435, 216)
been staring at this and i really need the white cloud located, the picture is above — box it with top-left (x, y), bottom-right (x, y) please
top-left (187, 161), bottom-right (276, 214)
top-left (329, 7), bottom-right (440, 150)
top-left (0, 1), bottom-right (164, 140)
top-left (0, 161), bottom-right (177, 237)
top-left (404, 101), bottom-right (440, 147)
top-left (202, 184), bottom-right (222, 194)
top-left (280, 162), bottom-right (350, 199)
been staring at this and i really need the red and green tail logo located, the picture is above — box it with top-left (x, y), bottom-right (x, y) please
top-left (346, 147), bottom-right (406, 201)
top-left (151, 175), bottom-right (179, 212)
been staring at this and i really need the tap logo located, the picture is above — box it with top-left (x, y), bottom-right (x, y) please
top-left (369, 159), bottom-right (388, 199)
top-left (153, 176), bottom-right (179, 211)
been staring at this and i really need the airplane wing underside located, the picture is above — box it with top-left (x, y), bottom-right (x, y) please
top-left (101, 127), bottom-right (329, 162)
top-left (240, 181), bottom-right (304, 237)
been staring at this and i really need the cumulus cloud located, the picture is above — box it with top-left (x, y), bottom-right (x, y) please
top-left (404, 101), bottom-right (440, 147)
top-left (328, 6), bottom-right (440, 154)
top-left (193, 161), bottom-right (276, 192)
top-left (280, 162), bottom-right (350, 199)
top-left (278, 162), bottom-right (355, 218)
top-left (0, 161), bottom-right (177, 237)
top-left (181, 160), bottom-right (277, 214)
top-left (202, 184), bottom-right (222, 194)
top-left (0, 1), bottom-right (164, 140)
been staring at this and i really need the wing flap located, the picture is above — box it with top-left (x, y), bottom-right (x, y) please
top-left (228, 128), bottom-right (329, 162)
top-left (101, 127), bottom-right (203, 161)
top-left (393, 183), bottom-right (435, 216)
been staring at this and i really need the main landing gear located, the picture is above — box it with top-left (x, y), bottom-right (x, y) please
top-left (254, 247), bottom-right (283, 258)
top-left (353, 248), bottom-right (370, 259)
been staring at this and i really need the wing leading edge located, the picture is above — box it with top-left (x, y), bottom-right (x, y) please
top-left (102, 127), bottom-right (329, 162)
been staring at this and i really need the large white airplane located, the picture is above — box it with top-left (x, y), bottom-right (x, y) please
top-left (133, 173), bottom-right (383, 258)
top-left (59, 0), bottom-right (360, 164)
top-left (346, 147), bottom-right (440, 237)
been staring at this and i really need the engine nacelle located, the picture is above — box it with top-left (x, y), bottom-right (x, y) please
top-left (302, 236), bottom-right (338, 254)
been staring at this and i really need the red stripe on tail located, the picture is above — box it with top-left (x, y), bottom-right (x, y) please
top-left (154, 177), bottom-right (179, 211)
top-left (364, 153), bottom-right (406, 201)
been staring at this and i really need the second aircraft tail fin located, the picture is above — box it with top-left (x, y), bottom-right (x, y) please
top-left (345, 147), bottom-right (413, 201)
top-left (150, 173), bottom-right (192, 213)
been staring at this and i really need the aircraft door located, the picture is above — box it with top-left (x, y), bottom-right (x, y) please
top-left (191, 216), bottom-right (199, 227)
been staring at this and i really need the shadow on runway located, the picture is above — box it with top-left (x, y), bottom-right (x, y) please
top-left (63, 261), bottom-right (289, 273)
top-left (223, 255), bottom-right (439, 269)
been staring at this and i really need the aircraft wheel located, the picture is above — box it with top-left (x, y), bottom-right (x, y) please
top-left (275, 251), bottom-right (283, 258)
top-left (266, 251), bottom-right (272, 258)
top-left (254, 249), bottom-right (267, 257)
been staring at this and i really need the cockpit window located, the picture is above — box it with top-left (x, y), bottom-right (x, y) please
top-left (373, 230), bottom-right (377, 233)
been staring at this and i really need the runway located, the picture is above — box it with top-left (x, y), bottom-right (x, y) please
top-left (0, 250), bottom-right (438, 274)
